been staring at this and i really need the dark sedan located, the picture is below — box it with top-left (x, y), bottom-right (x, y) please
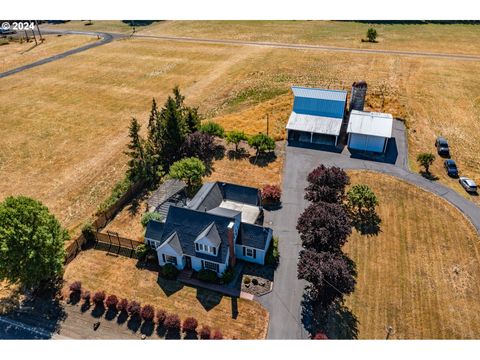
top-left (435, 137), bottom-right (450, 156)
top-left (444, 159), bottom-right (459, 177)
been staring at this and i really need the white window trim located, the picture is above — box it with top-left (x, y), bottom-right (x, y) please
top-left (165, 255), bottom-right (177, 265)
top-left (195, 241), bottom-right (217, 256)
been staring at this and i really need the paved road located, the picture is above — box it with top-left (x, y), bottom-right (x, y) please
top-left (0, 30), bottom-right (115, 79)
top-left (260, 136), bottom-right (480, 339)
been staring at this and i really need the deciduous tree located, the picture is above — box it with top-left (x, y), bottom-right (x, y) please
top-left (199, 121), bottom-right (225, 138)
top-left (297, 250), bottom-right (356, 304)
top-left (168, 157), bottom-right (206, 190)
top-left (346, 184), bottom-right (378, 217)
top-left (181, 131), bottom-right (216, 163)
top-left (0, 196), bottom-right (68, 289)
top-left (296, 202), bottom-right (351, 252)
top-left (305, 165), bottom-right (350, 203)
top-left (416, 152), bottom-right (435, 174)
top-left (225, 130), bottom-right (248, 153)
top-left (247, 133), bottom-right (275, 157)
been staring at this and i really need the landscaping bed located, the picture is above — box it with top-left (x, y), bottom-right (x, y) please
top-left (241, 264), bottom-right (274, 297)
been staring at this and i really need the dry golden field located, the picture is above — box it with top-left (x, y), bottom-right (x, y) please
top-left (63, 249), bottom-right (269, 339)
top-left (1, 23), bottom-right (480, 237)
top-left (344, 171), bottom-right (480, 339)
top-left (0, 34), bottom-right (95, 73)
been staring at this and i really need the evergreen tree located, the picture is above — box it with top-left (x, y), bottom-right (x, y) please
top-left (185, 107), bottom-right (201, 134)
top-left (125, 118), bottom-right (146, 182)
top-left (160, 96), bottom-right (187, 168)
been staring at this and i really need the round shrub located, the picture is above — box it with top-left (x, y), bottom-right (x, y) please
top-left (141, 212), bottom-right (163, 228)
top-left (162, 263), bottom-right (179, 280)
top-left (92, 291), bottom-right (106, 304)
top-left (252, 278), bottom-right (259, 286)
top-left (182, 317), bottom-right (198, 333)
top-left (141, 304), bottom-right (155, 321)
top-left (156, 309), bottom-right (167, 325)
top-left (127, 300), bottom-right (141, 316)
top-left (212, 329), bottom-right (223, 340)
top-left (221, 267), bottom-right (235, 284)
top-left (117, 298), bottom-right (129, 312)
top-left (261, 184), bottom-right (282, 203)
top-left (313, 332), bottom-right (328, 340)
top-left (197, 269), bottom-right (217, 283)
top-left (243, 276), bottom-right (251, 285)
top-left (105, 294), bottom-right (119, 309)
top-left (164, 314), bottom-right (181, 330)
top-left (134, 244), bottom-right (149, 260)
top-left (199, 326), bottom-right (211, 339)
top-left (199, 121), bottom-right (225, 138)
top-left (69, 281), bottom-right (82, 293)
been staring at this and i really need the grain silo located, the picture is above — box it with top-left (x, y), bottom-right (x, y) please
top-left (349, 80), bottom-right (368, 111)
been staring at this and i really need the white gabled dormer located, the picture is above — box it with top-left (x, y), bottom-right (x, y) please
top-left (194, 222), bottom-right (221, 256)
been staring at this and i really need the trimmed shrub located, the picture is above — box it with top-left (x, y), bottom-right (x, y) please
top-left (199, 325), bottom-right (211, 339)
top-left (199, 121), bottom-right (225, 138)
top-left (156, 309), bottom-right (167, 325)
top-left (221, 267), bottom-right (235, 284)
top-left (127, 300), bottom-right (141, 316)
top-left (141, 304), bottom-right (155, 321)
top-left (313, 332), bottom-right (329, 340)
top-left (252, 278), bottom-right (259, 286)
top-left (161, 263), bottom-right (179, 280)
top-left (134, 244), bottom-right (149, 260)
top-left (105, 294), bottom-right (119, 309)
top-left (117, 298), bottom-right (129, 312)
top-left (197, 269), bottom-right (218, 283)
top-left (266, 236), bottom-right (280, 266)
top-left (247, 133), bottom-right (275, 156)
top-left (92, 291), bottom-right (106, 304)
top-left (164, 314), bottom-right (181, 330)
top-left (261, 184), bottom-right (282, 203)
top-left (81, 223), bottom-right (95, 243)
top-left (182, 317), bottom-right (199, 333)
top-left (69, 281), bottom-right (82, 293)
top-left (141, 212), bottom-right (163, 228)
top-left (243, 276), bottom-right (251, 285)
top-left (212, 329), bottom-right (223, 339)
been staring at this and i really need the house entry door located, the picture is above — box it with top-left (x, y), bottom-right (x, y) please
top-left (185, 256), bottom-right (192, 270)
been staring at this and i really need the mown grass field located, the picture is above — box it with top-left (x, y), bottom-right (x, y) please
top-left (1, 22), bottom-right (479, 237)
top-left (344, 171), bottom-right (480, 339)
top-left (0, 34), bottom-right (95, 73)
top-left (63, 249), bottom-right (269, 339)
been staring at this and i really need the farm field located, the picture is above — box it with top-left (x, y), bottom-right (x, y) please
top-left (344, 171), bottom-right (480, 339)
top-left (0, 34), bottom-right (95, 73)
top-left (63, 249), bottom-right (269, 339)
top-left (1, 23), bottom-right (479, 237)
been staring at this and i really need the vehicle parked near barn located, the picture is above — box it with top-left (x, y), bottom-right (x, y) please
top-left (444, 159), bottom-right (459, 177)
top-left (459, 177), bottom-right (478, 193)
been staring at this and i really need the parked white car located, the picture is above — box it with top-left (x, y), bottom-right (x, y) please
top-left (459, 177), bottom-right (478, 193)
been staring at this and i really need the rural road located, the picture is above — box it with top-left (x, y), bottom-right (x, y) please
top-left (2, 26), bottom-right (480, 79)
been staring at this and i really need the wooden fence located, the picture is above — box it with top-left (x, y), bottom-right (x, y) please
top-left (94, 230), bottom-right (144, 258)
top-left (64, 180), bottom-right (146, 264)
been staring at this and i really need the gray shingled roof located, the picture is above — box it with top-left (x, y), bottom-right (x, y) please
top-left (145, 220), bottom-right (165, 240)
top-left (163, 231), bottom-right (183, 254)
top-left (207, 207), bottom-right (242, 219)
top-left (237, 223), bottom-right (272, 250)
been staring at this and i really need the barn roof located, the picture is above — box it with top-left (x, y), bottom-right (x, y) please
top-left (286, 112), bottom-right (343, 136)
top-left (347, 110), bottom-right (394, 138)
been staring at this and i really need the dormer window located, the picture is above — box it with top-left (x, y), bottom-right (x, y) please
top-left (194, 222), bottom-right (221, 257)
top-left (195, 242), bottom-right (217, 255)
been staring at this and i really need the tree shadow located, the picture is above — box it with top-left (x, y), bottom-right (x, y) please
top-left (301, 293), bottom-right (358, 340)
top-left (195, 288), bottom-right (223, 311)
top-left (69, 291), bottom-right (81, 305)
top-left (156, 324), bottom-right (167, 338)
top-left (117, 310), bottom-right (128, 325)
top-left (352, 212), bottom-right (382, 236)
top-left (140, 320), bottom-right (155, 337)
top-left (157, 275), bottom-right (184, 297)
top-left (91, 303), bottom-right (106, 318)
top-left (127, 314), bottom-right (142, 333)
top-left (184, 331), bottom-right (199, 340)
top-left (249, 152), bottom-right (277, 167)
top-left (80, 300), bottom-right (91, 313)
top-left (105, 307), bottom-right (118, 321)
top-left (165, 328), bottom-right (181, 339)
top-left (420, 171), bottom-right (439, 181)
top-left (227, 148), bottom-right (249, 160)
top-left (214, 144), bottom-right (226, 160)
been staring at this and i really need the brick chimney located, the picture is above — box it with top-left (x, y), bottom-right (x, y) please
top-left (227, 222), bottom-right (236, 267)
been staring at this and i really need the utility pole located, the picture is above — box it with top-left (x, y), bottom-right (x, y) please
top-left (35, 20), bottom-right (44, 42)
top-left (31, 23), bottom-right (38, 45)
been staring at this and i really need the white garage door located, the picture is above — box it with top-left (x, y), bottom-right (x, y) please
top-left (349, 133), bottom-right (386, 153)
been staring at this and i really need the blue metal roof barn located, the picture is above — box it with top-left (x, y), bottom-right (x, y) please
top-left (287, 86), bottom-right (348, 146)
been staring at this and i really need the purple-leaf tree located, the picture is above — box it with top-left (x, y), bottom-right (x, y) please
top-left (305, 165), bottom-right (350, 203)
